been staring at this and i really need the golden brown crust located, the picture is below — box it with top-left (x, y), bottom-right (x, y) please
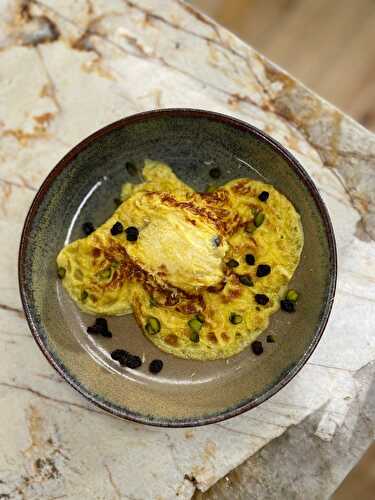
top-left (159, 192), bottom-right (232, 234)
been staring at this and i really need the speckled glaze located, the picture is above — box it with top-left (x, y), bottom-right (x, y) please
top-left (18, 109), bottom-right (336, 427)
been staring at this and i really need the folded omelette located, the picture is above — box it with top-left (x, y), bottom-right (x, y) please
top-left (57, 160), bottom-right (303, 360)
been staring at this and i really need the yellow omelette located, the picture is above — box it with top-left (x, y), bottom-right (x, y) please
top-left (57, 160), bottom-right (303, 360)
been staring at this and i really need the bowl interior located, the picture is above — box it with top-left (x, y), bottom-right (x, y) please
top-left (19, 110), bottom-right (336, 426)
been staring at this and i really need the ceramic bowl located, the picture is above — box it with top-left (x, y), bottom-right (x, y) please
top-left (19, 109), bottom-right (337, 427)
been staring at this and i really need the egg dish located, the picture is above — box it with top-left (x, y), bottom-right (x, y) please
top-left (56, 160), bottom-right (303, 360)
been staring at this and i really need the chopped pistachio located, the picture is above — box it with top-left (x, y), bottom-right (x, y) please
top-left (286, 289), bottom-right (299, 302)
top-left (229, 313), bottom-right (243, 325)
top-left (57, 267), bottom-right (66, 279)
top-left (188, 318), bottom-right (203, 333)
top-left (254, 212), bottom-right (265, 227)
top-left (190, 331), bottom-right (200, 343)
top-left (245, 222), bottom-right (256, 233)
top-left (98, 267), bottom-right (111, 280)
top-left (145, 316), bottom-right (161, 335)
top-left (286, 289), bottom-right (298, 302)
top-left (149, 296), bottom-right (158, 307)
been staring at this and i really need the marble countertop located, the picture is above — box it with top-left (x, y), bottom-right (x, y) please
top-left (0, 1), bottom-right (374, 499)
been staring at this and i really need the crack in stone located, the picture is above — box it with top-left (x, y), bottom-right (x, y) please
top-left (72, 30), bottom-right (101, 56)
top-left (35, 46), bottom-right (62, 111)
top-left (0, 381), bottom-right (104, 416)
top-left (104, 464), bottom-right (121, 500)
top-left (0, 177), bottom-right (37, 192)
top-left (71, 8), bottom-right (123, 55)
top-left (307, 361), bottom-right (356, 373)
top-left (0, 303), bottom-right (25, 319)
top-left (214, 423), bottom-right (268, 441)
top-left (12, 0), bottom-right (60, 47)
top-left (243, 414), bottom-right (287, 429)
top-left (31, 0), bottom-right (77, 30)
top-left (184, 473), bottom-right (198, 487)
top-left (176, 0), bottom-right (222, 41)
top-left (34, 372), bottom-right (65, 383)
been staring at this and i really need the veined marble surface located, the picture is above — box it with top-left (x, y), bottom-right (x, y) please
top-left (0, 1), bottom-right (374, 499)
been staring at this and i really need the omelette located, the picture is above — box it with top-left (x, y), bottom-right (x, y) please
top-left (57, 160), bottom-right (303, 360)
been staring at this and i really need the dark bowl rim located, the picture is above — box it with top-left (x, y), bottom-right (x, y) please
top-left (18, 108), bottom-right (337, 427)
